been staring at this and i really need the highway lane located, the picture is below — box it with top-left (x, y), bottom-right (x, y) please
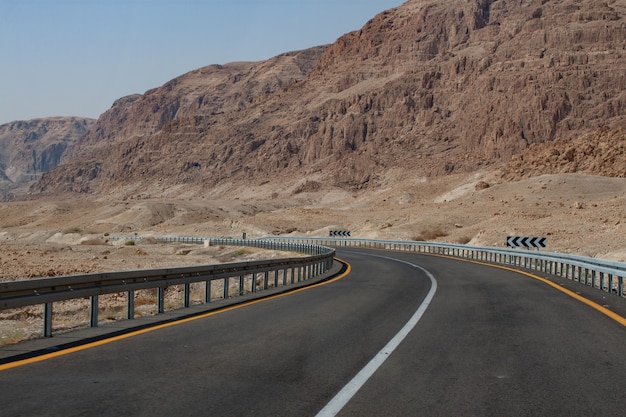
top-left (0, 250), bottom-right (433, 417)
top-left (1, 248), bottom-right (625, 416)
top-left (331, 250), bottom-right (626, 417)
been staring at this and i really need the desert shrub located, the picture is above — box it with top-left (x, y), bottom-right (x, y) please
top-left (413, 226), bottom-right (448, 241)
top-left (456, 236), bottom-right (472, 245)
top-left (0, 328), bottom-right (29, 346)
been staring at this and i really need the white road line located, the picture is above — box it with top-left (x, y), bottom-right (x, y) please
top-left (315, 255), bottom-right (438, 417)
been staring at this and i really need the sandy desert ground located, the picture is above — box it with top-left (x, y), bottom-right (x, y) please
top-left (2, 170), bottom-right (626, 278)
top-left (1, 170), bottom-right (625, 345)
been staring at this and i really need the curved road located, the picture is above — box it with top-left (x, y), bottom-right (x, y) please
top-left (1, 249), bottom-right (625, 416)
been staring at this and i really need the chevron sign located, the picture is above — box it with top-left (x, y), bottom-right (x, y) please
top-left (329, 230), bottom-right (351, 237)
top-left (507, 236), bottom-right (547, 249)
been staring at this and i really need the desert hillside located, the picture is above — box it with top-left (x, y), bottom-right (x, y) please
top-left (0, 117), bottom-right (95, 199)
top-left (27, 0), bottom-right (625, 198)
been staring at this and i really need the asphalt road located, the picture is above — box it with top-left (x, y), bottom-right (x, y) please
top-left (1, 249), bottom-right (625, 416)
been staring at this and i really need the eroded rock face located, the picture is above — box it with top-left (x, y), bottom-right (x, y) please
top-left (501, 127), bottom-right (626, 180)
top-left (33, 0), bottom-right (626, 198)
top-left (0, 117), bottom-right (95, 199)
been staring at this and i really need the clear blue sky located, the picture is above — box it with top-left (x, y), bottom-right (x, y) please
top-left (0, 0), bottom-right (404, 125)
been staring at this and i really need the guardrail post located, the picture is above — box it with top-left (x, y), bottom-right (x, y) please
top-left (264, 271), bottom-right (269, 290)
top-left (274, 269), bottom-right (279, 287)
top-left (127, 291), bottom-right (135, 320)
top-left (44, 302), bottom-right (53, 338)
top-left (184, 283), bottom-right (190, 308)
top-left (158, 287), bottom-right (165, 313)
top-left (205, 280), bottom-right (212, 303)
top-left (90, 295), bottom-right (99, 327)
top-left (599, 272), bottom-right (605, 291)
top-left (239, 275), bottom-right (245, 296)
top-left (224, 277), bottom-right (230, 299)
top-left (619, 276), bottom-right (624, 297)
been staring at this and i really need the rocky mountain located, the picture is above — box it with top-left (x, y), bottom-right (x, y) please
top-left (0, 117), bottom-right (95, 199)
top-left (33, 0), bottom-right (626, 198)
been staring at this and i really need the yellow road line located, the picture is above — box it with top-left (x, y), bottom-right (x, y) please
top-left (0, 259), bottom-right (352, 372)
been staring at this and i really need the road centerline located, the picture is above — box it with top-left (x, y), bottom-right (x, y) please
top-left (315, 254), bottom-right (438, 417)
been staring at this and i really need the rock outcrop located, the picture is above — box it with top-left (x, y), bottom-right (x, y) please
top-left (501, 127), bottom-right (626, 180)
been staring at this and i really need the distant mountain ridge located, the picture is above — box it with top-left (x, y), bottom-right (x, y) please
top-left (21, 0), bottom-right (626, 198)
top-left (0, 117), bottom-right (95, 199)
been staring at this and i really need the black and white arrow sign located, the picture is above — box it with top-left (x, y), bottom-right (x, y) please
top-left (507, 236), bottom-right (547, 248)
top-left (329, 230), bottom-right (351, 237)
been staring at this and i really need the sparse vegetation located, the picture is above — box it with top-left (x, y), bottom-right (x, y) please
top-left (124, 240), bottom-right (136, 246)
top-left (413, 226), bottom-right (449, 241)
top-left (0, 328), bottom-right (29, 346)
top-left (100, 306), bottom-right (125, 321)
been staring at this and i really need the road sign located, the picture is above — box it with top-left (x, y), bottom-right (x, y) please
top-left (329, 230), bottom-right (351, 237)
top-left (507, 236), bottom-right (546, 249)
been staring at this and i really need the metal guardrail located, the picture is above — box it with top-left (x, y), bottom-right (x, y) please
top-left (0, 238), bottom-right (335, 338)
top-left (263, 237), bottom-right (626, 298)
top-left (3, 235), bottom-right (624, 340)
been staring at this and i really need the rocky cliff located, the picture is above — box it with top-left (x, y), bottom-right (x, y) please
top-left (33, 0), bottom-right (626, 198)
top-left (0, 117), bottom-right (95, 199)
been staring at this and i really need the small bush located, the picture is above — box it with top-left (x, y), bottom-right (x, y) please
top-left (124, 240), bottom-right (136, 246)
top-left (0, 328), bottom-right (29, 346)
top-left (413, 226), bottom-right (448, 241)
top-left (456, 236), bottom-right (472, 245)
